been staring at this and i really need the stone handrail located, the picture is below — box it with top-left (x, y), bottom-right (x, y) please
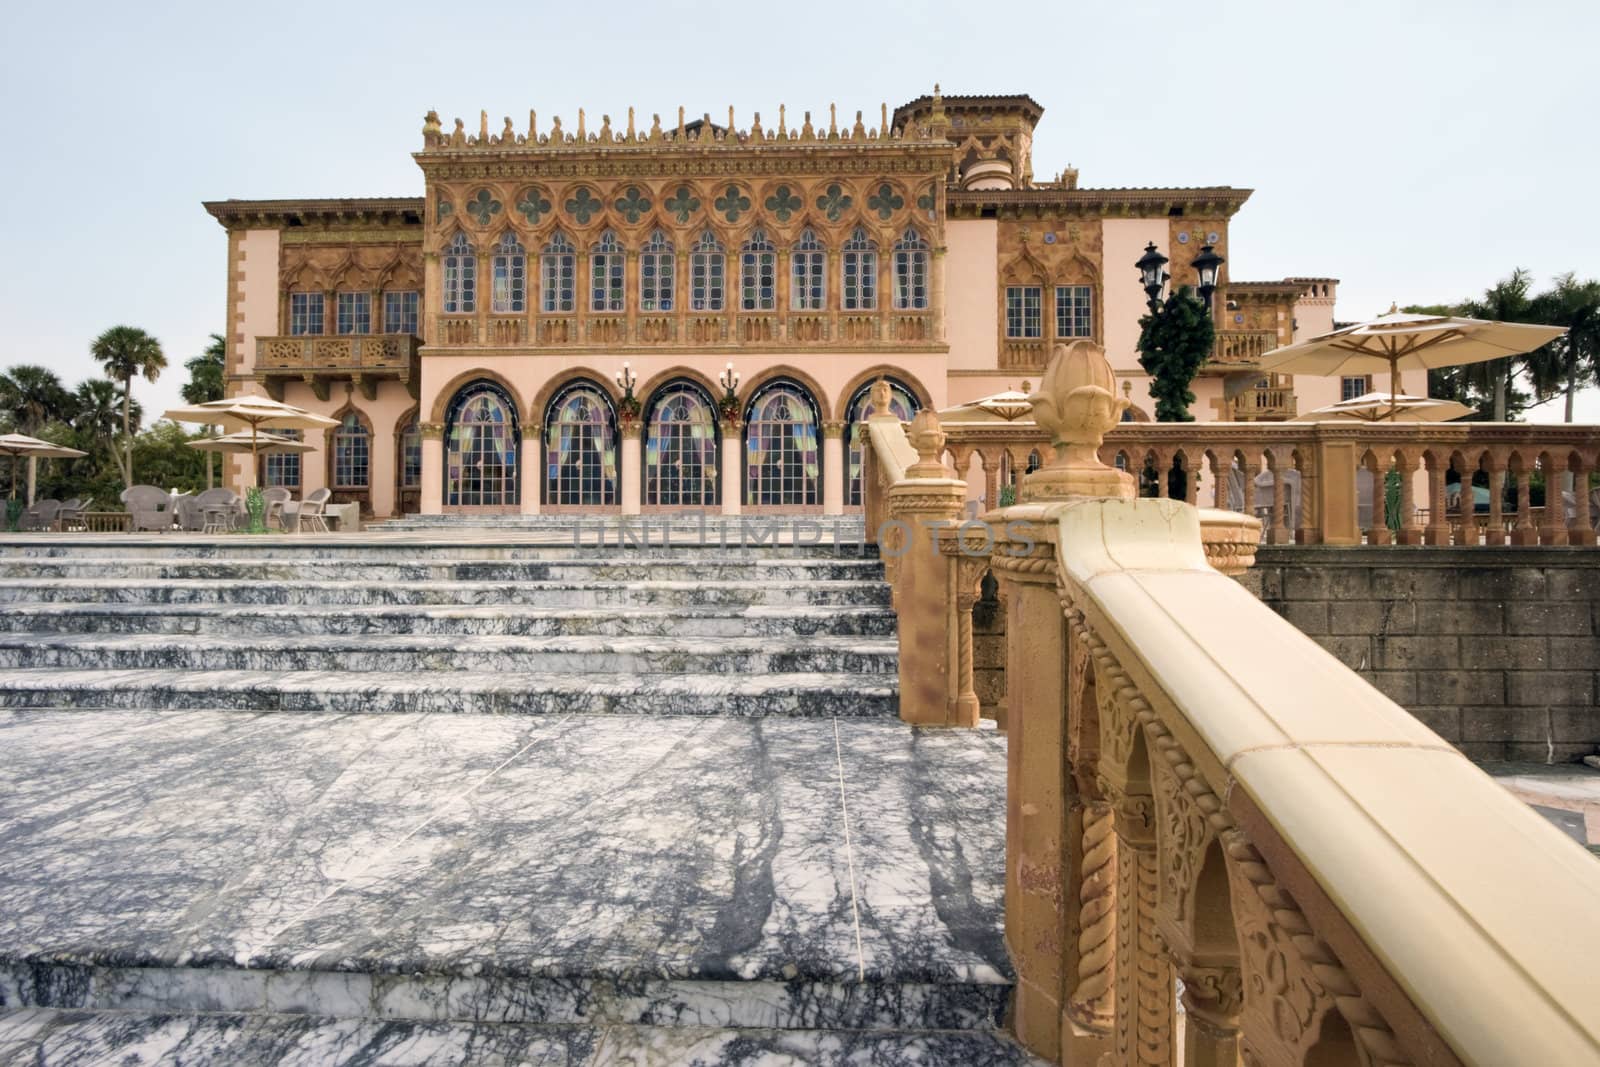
top-left (939, 420), bottom-right (1600, 547)
top-left (861, 342), bottom-right (1600, 1065)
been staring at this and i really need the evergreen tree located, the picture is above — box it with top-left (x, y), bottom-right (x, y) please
top-left (1136, 287), bottom-right (1215, 422)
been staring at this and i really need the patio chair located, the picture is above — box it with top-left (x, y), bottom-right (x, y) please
top-left (193, 488), bottom-right (241, 533)
top-left (262, 487), bottom-right (292, 529)
top-left (19, 500), bottom-right (62, 531)
top-left (295, 488), bottom-right (332, 534)
top-left (121, 485), bottom-right (173, 532)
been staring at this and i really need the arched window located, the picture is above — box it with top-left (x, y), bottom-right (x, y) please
top-left (264, 428), bottom-right (302, 490)
top-left (893, 228), bottom-right (929, 310)
top-left (645, 381), bottom-right (719, 507)
top-left (442, 232), bottom-right (476, 314)
top-left (332, 413), bottom-right (370, 490)
top-left (541, 232), bottom-right (575, 313)
top-left (740, 229), bottom-right (775, 311)
top-left (844, 378), bottom-right (919, 505)
top-left (842, 227), bottom-right (877, 311)
top-left (744, 380), bottom-right (820, 507)
top-left (790, 228), bottom-right (825, 310)
top-left (640, 230), bottom-right (675, 312)
top-left (491, 232), bottom-right (526, 314)
top-left (691, 231), bottom-right (725, 311)
top-left (399, 416), bottom-right (421, 490)
top-left (545, 381), bottom-right (617, 506)
top-left (445, 382), bottom-right (520, 508)
top-left (590, 230), bottom-right (624, 312)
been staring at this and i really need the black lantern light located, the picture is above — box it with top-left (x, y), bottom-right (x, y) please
top-left (1135, 242), bottom-right (1169, 311)
top-left (1192, 243), bottom-right (1225, 309)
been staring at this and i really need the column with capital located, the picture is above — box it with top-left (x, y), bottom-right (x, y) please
top-left (822, 420), bottom-right (845, 515)
top-left (520, 422), bottom-right (541, 515)
top-left (419, 421), bottom-right (444, 514)
top-left (620, 420), bottom-right (642, 515)
top-left (932, 245), bottom-right (948, 341)
top-left (721, 419), bottom-right (742, 516)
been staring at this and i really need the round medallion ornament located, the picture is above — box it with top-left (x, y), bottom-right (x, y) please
top-left (1043, 232), bottom-right (1057, 245)
top-left (1176, 232), bottom-right (1189, 244)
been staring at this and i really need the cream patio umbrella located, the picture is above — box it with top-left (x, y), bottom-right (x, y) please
top-left (163, 396), bottom-right (337, 487)
top-left (936, 387), bottom-right (1038, 426)
top-left (188, 430), bottom-right (315, 485)
top-left (1258, 308), bottom-right (1565, 420)
top-left (1293, 391), bottom-right (1475, 423)
top-left (0, 433), bottom-right (88, 502)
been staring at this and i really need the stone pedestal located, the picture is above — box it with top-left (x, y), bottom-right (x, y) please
top-left (520, 428), bottom-right (541, 515)
top-left (621, 426), bottom-right (642, 516)
top-left (822, 421), bottom-right (845, 516)
top-left (721, 424), bottom-right (742, 516)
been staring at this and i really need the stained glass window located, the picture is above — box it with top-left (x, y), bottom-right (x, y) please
top-left (1055, 285), bottom-right (1092, 337)
top-left (590, 230), bottom-right (625, 313)
top-left (492, 232), bottom-right (526, 313)
top-left (541, 232), bottom-right (576, 313)
top-left (446, 382), bottom-right (520, 508)
top-left (691, 231), bottom-right (724, 311)
top-left (332, 413), bottom-right (370, 489)
top-left (744, 381), bottom-right (820, 507)
top-left (844, 378), bottom-right (919, 505)
top-left (893, 228), bottom-right (928, 310)
top-left (640, 229), bottom-right (675, 312)
top-left (400, 417), bottom-right (421, 489)
top-left (645, 382), bottom-right (719, 507)
top-left (384, 290), bottom-right (419, 334)
top-left (1005, 285), bottom-right (1042, 338)
top-left (740, 229), bottom-right (775, 311)
top-left (842, 227), bottom-right (877, 311)
top-left (289, 293), bottom-right (323, 335)
top-left (264, 428), bottom-right (302, 489)
top-left (790, 228), bottom-right (825, 310)
top-left (336, 292), bottom-right (371, 335)
top-left (545, 382), bottom-right (617, 506)
top-left (443, 232), bottom-right (476, 314)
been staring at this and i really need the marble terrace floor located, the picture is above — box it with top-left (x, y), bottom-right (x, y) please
top-left (0, 709), bottom-right (1043, 1065)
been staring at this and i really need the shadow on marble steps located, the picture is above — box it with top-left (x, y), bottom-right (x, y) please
top-left (0, 667), bottom-right (898, 716)
top-left (0, 603), bottom-right (897, 639)
top-left (0, 557), bottom-right (887, 583)
top-left (0, 1010), bottom-right (1050, 1067)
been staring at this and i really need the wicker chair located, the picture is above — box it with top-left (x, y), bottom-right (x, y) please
top-left (19, 500), bottom-right (62, 531)
top-left (262, 487), bottom-right (292, 530)
top-left (121, 485), bottom-right (173, 532)
top-left (295, 488), bottom-right (332, 533)
top-left (192, 488), bottom-right (242, 532)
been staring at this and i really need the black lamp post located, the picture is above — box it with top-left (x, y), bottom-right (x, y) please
top-left (1192, 243), bottom-right (1225, 311)
top-left (1136, 242), bottom-right (1170, 313)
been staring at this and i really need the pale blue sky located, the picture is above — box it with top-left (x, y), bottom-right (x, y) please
top-left (3, 0), bottom-right (1595, 419)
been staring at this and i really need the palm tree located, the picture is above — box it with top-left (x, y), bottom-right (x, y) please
top-left (182, 334), bottom-right (226, 405)
top-left (72, 378), bottom-right (140, 457)
top-left (0, 364), bottom-right (75, 435)
top-left (90, 326), bottom-right (166, 488)
top-left (1528, 274), bottom-right (1600, 422)
top-left (1459, 269), bottom-right (1538, 422)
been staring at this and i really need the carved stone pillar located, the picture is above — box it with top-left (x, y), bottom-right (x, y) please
top-left (1396, 453), bottom-right (1422, 545)
top-left (419, 421), bottom-right (444, 515)
top-left (983, 457), bottom-right (999, 514)
top-left (1570, 455), bottom-right (1596, 545)
top-left (1512, 461), bottom-right (1537, 545)
top-left (885, 409), bottom-right (966, 726)
top-left (933, 245), bottom-right (948, 341)
top-left (1267, 455), bottom-right (1291, 544)
top-left (1485, 459), bottom-right (1506, 546)
top-left (1424, 452), bottom-right (1452, 545)
top-left (619, 420), bottom-right (643, 515)
top-left (1539, 454), bottom-right (1569, 546)
top-left (938, 535), bottom-right (987, 727)
top-left (822, 420), bottom-right (845, 516)
top-left (1176, 959), bottom-right (1243, 1067)
top-left (1110, 789), bottom-right (1174, 1067)
top-left (1363, 455), bottom-right (1390, 545)
top-left (521, 422), bottom-right (541, 515)
top-left (721, 420), bottom-right (743, 516)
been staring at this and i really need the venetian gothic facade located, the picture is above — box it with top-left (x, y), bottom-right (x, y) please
top-left (205, 89), bottom-right (1340, 517)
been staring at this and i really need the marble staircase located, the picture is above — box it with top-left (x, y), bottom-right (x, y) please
top-left (0, 535), bottom-right (1037, 1066)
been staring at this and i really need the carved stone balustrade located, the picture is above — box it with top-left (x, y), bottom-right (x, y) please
top-left (253, 334), bottom-right (420, 402)
top-left (938, 420), bottom-right (1600, 548)
top-left (873, 340), bottom-right (1600, 1066)
top-left (1209, 328), bottom-right (1278, 366)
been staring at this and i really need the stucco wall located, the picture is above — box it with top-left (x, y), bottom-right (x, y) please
top-left (945, 219), bottom-right (999, 371)
top-left (1101, 219), bottom-right (1169, 378)
top-left (225, 228), bottom-right (281, 490)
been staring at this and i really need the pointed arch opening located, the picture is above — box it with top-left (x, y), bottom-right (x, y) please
top-left (645, 379), bottom-right (719, 509)
top-left (744, 378), bottom-right (821, 509)
top-left (445, 380), bottom-right (521, 510)
top-left (544, 379), bottom-right (618, 509)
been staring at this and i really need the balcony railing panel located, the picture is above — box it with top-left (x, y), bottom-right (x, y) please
top-left (1211, 328), bottom-right (1278, 365)
top-left (255, 334), bottom-right (420, 373)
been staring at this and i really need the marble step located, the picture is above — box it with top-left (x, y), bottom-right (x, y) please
top-left (0, 602), bottom-right (897, 639)
top-left (0, 633), bottom-right (898, 676)
top-left (0, 1009), bottom-right (1047, 1066)
top-left (0, 555), bottom-right (886, 583)
top-left (0, 667), bottom-right (898, 716)
top-left (0, 540), bottom-right (879, 562)
top-left (0, 577), bottom-right (890, 609)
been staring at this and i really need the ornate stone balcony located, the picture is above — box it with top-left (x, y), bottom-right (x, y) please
top-left (999, 339), bottom-right (1046, 369)
top-left (1207, 328), bottom-right (1278, 367)
top-left (253, 334), bottom-right (420, 401)
top-left (421, 309), bottom-right (943, 352)
top-left (1229, 384), bottom-right (1296, 420)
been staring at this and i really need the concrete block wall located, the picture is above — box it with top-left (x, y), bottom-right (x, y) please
top-left (1245, 547), bottom-right (1600, 763)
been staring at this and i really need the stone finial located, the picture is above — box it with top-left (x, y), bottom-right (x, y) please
top-left (528, 109), bottom-right (538, 140)
top-left (880, 103), bottom-right (889, 136)
top-left (1022, 341), bottom-right (1133, 502)
top-left (550, 115), bottom-right (563, 142)
top-left (852, 110), bottom-right (866, 139)
top-left (500, 116), bottom-right (514, 144)
top-left (422, 110), bottom-right (442, 148)
top-left (577, 109), bottom-right (587, 140)
top-left (478, 110), bottom-right (489, 143)
top-left (677, 106), bottom-right (686, 139)
top-left (627, 107), bottom-right (635, 141)
top-left (450, 118), bottom-right (467, 148)
top-left (828, 103), bottom-right (838, 139)
top-left (599, 114), bottom-right (613, 143)
top-left (905, 410), bottom-right (949, 479)
top-left (870, 377), bottom-right (892, 412)
top-left (649, 113), bottom-right (662, 141)
top-left (778, 104), bottom-right (787, 140)
top-left (801, 110), bottom-right (814, 141)
top-left (728, 105), bottom-right (736, 134)
top-left (751, 111), bottom-right (763, 139)
top-left (1063, 164), bottom-right (1079, 190)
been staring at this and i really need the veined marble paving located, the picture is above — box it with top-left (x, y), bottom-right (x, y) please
top-left (0, 711), bottom-right (1012, 1036)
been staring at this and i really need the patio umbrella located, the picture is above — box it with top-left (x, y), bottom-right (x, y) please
top-left (1294, 391), bottom-right (1475, 423)
top-left (189, 429), bottom-right (316, 490)
top-left (163, 396), bottom-right (336, 486)
top-left (936, 388), bottom-right (1037, 426)
top-left (0, 433), bottom-right (88, 501)
top-left (1259, 308), bottom-right (1565, 419)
